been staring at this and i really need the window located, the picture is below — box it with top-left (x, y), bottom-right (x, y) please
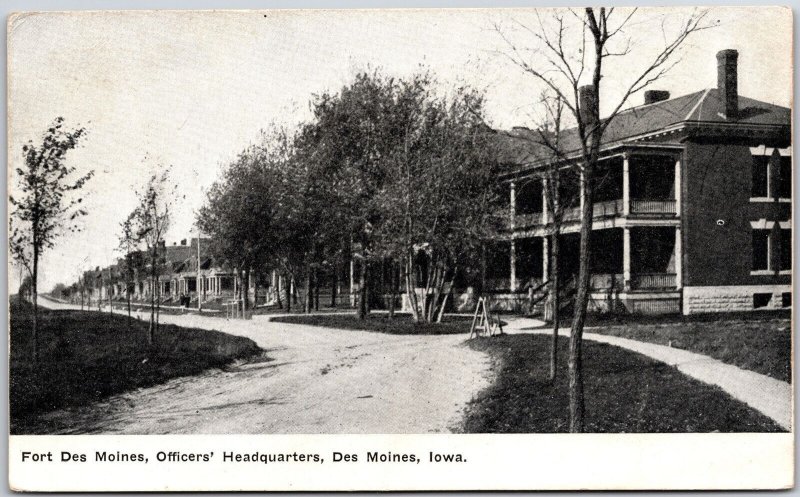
top-left (751, 155), bottom-right (769, 198)
top-left (753, 293), bottom-right (772, 309)
top-left (779, 156), bottom-right (792, 199)
top-left (752, 229), bottom-right (770, 271)
top-left (782, 292), bottom-right (792, 308)
top-left (780, 228), bottom-right (792, 271)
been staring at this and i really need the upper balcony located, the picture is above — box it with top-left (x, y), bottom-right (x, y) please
top-left (508, 151), bottom-right (681, 232)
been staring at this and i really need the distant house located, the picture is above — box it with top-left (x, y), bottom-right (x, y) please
top-left (491, 49), bottom-right (791, 314)
top-left (134, 238), bottom-right (241, 305)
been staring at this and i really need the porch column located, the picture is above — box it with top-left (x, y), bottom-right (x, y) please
top-left (541, 178), bottom-right (549, 224)
top-left (675, 227), bottom-right (683, 289)
top-left (509, 181), bottom-right (516, 230)
top-left (623, 153), bottom-right (631, 215)
top-left (233, 275), bottom-right (238, 297)
top-left (674, 157), bottom-right (682, 216)
top-left (542, 236), bottom-right (550, 280)
top-left (623, 227), bottom-right (632, 289)
top-left (510, 239), bottom-right (517, 292)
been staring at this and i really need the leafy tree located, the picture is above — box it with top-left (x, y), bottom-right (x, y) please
top-left (9, 117), bottom-right (93, 361)
top-left (372, 77), bottom-right (504, 322)
top-left (304, 72), bottom-right (401, 319)
top-left (49, 283), bottom-right (68, 299)
top-left (118, 212), bottom-right (145, 324)
top-left (197, 129), bottom-right (291, 316)
top-left (130, 167), bottom-right (176, 344)
top-left (295, 71), bottom-right (503, 322)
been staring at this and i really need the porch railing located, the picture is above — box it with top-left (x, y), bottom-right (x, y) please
top-left (510, 198), bottom-right (676, 230)
top-left (630, 199), bottom-right (677, 215)
top-left (630, 273), bottom-right (677, 289)
top-left (593, 199), bottom-right (624, 217)
top-left (590, 273), bottom-right (624, 290)
top-left (556, 199), bottom-right (625, 223)
top-left (514, 212), bottom-right (542, 228)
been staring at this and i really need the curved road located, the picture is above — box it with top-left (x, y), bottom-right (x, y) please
top-left (35, 299), bottom-right (491, 434)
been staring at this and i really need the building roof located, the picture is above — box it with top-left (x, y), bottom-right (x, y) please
top-left (496, 89), bottom-right (791, 168)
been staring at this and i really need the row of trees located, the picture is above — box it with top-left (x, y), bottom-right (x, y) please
top-left (10, 8), bottom-right (709, 433)
top-left (196, 72), bottom-right (506, 324)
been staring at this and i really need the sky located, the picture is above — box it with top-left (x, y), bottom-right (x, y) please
top-left (7, 7), bottom-right (793, 291)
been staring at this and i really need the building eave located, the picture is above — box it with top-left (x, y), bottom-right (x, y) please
top-left (500, 120), bottom-right (790, 181)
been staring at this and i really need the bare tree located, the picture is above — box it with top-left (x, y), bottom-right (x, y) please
top-left (9, 117), bottom-right (93, 362)
top-left (495, 7), bottom-right (710, 431)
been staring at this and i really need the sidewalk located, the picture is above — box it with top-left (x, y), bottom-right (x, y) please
top-left (503, 317), bottom-right (792, 430)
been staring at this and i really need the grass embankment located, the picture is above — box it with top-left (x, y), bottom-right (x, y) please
top-left (463, 334), bottom-right (784, 433)
top-left (272, 313), bottom-right (471, 335)
top-left (10, 300), bottom-right (261, 432)
top-left (587, 316), bottom-right (791, 382)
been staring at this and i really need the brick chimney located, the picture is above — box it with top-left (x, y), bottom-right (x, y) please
top-left (717, 49), bottom-right (738, 119)
top-left (578, 85), bottom-right (598, 129)
top-left (644, 90), bottom-right (670, 105)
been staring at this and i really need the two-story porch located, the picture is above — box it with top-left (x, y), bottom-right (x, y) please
top-left (494, 146), bottom-right (685, 314)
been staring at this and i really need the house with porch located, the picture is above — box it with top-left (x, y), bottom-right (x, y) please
top-left (492, 49), bottom-right (791, 315)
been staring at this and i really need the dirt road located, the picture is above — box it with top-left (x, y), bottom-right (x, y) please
top-left (34, 299), bottom-right (491, 434)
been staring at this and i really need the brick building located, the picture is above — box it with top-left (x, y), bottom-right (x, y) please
top-left (493, 49), bottom-right (791, 315)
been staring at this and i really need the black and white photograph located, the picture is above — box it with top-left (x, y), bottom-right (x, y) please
top-left (6, 5), bottom-right (794, 491)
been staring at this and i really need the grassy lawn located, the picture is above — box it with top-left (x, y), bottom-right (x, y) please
top-left (10, 300), bottom-right (261, 433)
top-left (272, 313), bottom-right (471, 335)
top-left (587, 317), bottom-right (791, 383)
top-left (462, 334), bottom-right (784, 433)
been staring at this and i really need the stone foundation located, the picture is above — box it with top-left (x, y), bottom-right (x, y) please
top-left (682, 285), bottom-right (791, 315)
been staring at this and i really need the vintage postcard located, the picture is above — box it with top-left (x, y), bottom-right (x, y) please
top-left (6, 6), bottom-right (794, 491)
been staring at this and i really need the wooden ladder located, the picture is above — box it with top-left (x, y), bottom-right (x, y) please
top-left (469, 296), bottom-right (504, 339)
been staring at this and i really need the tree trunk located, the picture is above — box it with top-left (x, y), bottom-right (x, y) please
top-left (285, 274), bottom-right (292, 313)
top-left (155, 274), bottom-right (161, 339)
top-left (388, 261), bottom-right (396, 320)
top-left (242, 268), bottom-right (250, 317)
top-left (32, 246), bottom-right (39, 363)
top-left (405, 254), bottom-right (421, 322)
top-left (549, 231), bottom-right (560, 383)
top-left (148, 250), bottom-right (155, 346)
top-left (569, 166), bottom-right (593, 433)
top-left (330, 263), bottom-right (338, 308)
top-left (435, 275), bottom-right (454, 323)
top-left (304, 263), bottom-right (312, 314)
top-left (314, 268), bottom-right (320, 311)
top-left (357, 260), bottom-right (368, 320)
top-left (126, 263), bottom-right (132, 326)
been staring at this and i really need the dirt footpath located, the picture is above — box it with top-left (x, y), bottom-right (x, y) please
top-left (34, 300), bottom-right (491, 434)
